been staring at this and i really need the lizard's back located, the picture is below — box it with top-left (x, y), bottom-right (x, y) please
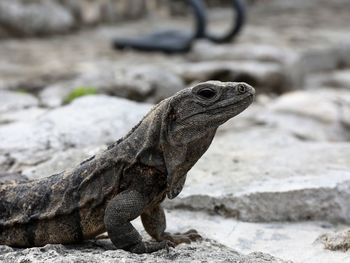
top-left (0, 156), bottom-right (122, 247)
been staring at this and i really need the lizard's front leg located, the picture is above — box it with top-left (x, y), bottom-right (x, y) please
top-left (141, 204), bottom-right (202, 245)
top-left (104, 190), bottom-right (172, 253)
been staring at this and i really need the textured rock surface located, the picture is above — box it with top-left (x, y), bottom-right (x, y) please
top-left (0, 0), bottom-right (148, 37)
top-left (39, 64), bottom-right (185, 107)
top-left (190, 41), bottom-right (293, 64)
top-left (0, 95), bottom-right (150, 175)
top-left (0, 239), bottom-right (289, 263)
top-left (0, 0), bottom-right (74, 37)
top-left (159, 210), bottom-right (350, 263)
top-left (165, 124), bottom-right (350, 223)
top-left (0, 90), bottom-right (39, 114)
top-left (172, 61), bottom-right (289, 93)
top-left (307, 69), bottom-right (350, 90)
top-left (23, 146), bottom-right (102, 180)
top-left (317, 229), bottom-right (350, 252)
top-left (0, 0), bottom-right (349, 95)
top-left (257, 89), bottom-right (350, 141)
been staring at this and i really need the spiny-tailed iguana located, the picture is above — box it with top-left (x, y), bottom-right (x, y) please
top-left (0, 81), bottom-right (255, 253)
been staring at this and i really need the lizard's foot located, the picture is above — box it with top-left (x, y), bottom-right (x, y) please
top-left (161, 229), bottom-right (202, 245)
top-left (96, 234), bottom-right (175, 253)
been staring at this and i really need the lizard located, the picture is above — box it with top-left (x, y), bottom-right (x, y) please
top-left (0, 80), bottom-right (255, 254)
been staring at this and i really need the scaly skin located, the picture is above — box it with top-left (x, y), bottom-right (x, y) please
top-left (0, 81), bottom-right (255, 253)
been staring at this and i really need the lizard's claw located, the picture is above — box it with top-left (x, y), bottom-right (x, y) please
top-left (161, 229), bottom-right (202, 246)
top-left (164, 240), bottom-right (176, 253)
top-left (95, 233), bottom-right (109, 240)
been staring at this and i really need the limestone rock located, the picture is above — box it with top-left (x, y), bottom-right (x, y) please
top-left (259, 89), bottom-right (350, 141)
top-left (165, 123), bottom-right (350, 223)
top-left (160, 210), bottom-right (349, 263)
top-left (0, 172), bottom-right (28, 185)
top-left (190, 41), bottom-right (294, 64)
top-left (0, 0), bottom-right (149, 37)
top-left (0, 95), bottom-right (151, 174)
top-left (62, 0), bottom-right (147, 24)
top-left (307, 69), bottom-right (350, 90)
top-left (0, 0), bottom-right (74, 37)
top-left (0, 90), bottom-right (39, 114)
top-left (0, 239), bottom-right (290, 263)
top-left (0, 108), bottom-right (48, 125)
top-left (23, 146), bottom-right (102, 180)
top-left (317, 229), bottom-right (350, 251)
top-left (40, 65), bottom-right (185, 107)
top-left (173, 61), bottom-right (289, 93)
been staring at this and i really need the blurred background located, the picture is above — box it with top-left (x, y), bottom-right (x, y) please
top-left (0, 0), bottom-right (350, 262)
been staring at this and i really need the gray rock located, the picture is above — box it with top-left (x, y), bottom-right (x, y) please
top-left (0, 239), bottom-right (289, 263)
top-left (0, 0), bottom-right (150, 37)
top-left (257, 89), bottom-right (350, 141)
top-left (166, 130), bottom-right (350, 223)
top-left (189, 40), bottom-right (350, 92)
top-left (114, 65), bottom-right (185, 103)
top-left (23, 146), bottom-right (102, 180)
top-left (173, 61), bottom-right (290, 93)
top-left (0, 172), bottom-right (28, 184)
top-left (40, 65), bottom-right (185, 107)
top-left (0, 0), bottom-right (74, 37)
top-left (307, 69), bottom-right (350, 90)
top-left (0, 108), bottom-right (48, 125)
top-left (190, 41), bottom-right (295, 64)
top-left (61, 0), bottom-right (147, 24)
top-left (0, 90), bottom-right (39, 114)
top-left (157, 210), bottom-right (350, 263)
top-left (298, 42), bottom-right (350, 74)
top-left (317, 229), bottom-right (350, 251)
top-left (0, 95), bottom-right (151, 174)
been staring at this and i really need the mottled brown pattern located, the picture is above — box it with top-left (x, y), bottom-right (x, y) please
top-left (0, 81), bottom-right (254, 253)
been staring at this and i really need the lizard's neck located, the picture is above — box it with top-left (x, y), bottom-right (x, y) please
top-left (106, 100), bottom-right (218, 199)
top-left (108, 102), bottom-right (167, 170)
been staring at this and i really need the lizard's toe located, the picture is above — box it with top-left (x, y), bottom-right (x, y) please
top-left (161, 229), bottom-right (203, 245)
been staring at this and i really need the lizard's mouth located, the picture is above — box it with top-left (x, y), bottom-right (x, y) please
top-left (208, 93), bottom-right (254, 115)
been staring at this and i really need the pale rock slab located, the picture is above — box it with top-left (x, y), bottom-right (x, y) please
top-left (0, 90), bottom-right (39, 114)
top-left (317, 229), bottom-right (350, 252)
top-left (159, 210), bottom-right (350, 263)
top-left (0, 0), bottom-right (74, 37)
top-left (39, 64), bottom-right (185, 107)
top-left (0, 95), bottom-right (151, 173)
top-left (0, 239), bottom-right (289, 263)
top-left (172, 61), bottom-right (289, 93)
top-left (165, 124), bottom-right (350, 223)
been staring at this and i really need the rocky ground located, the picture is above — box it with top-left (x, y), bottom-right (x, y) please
top-left (1, 0), bottom-right (350, 262)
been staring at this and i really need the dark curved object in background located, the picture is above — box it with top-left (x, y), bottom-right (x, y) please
top-left (112, 0), bottom-right (206, 54)
top-left (202, 0), bottom-right (246, 43)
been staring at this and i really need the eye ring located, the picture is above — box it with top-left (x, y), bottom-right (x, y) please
top-left (197, 88), bottom-right (217, 100)
top-left (237, 84), bottom-right (247, 94)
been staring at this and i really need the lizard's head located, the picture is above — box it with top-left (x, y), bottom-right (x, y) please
top-left (167, 81), bottom-right (255, 142)
top-left (162, 81), bottom-right (255, 199)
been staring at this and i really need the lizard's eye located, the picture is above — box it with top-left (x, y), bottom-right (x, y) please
top-left (237, 84), bottom-right (247, 94)
top-left (197, 88), bottom-right (217, 100)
